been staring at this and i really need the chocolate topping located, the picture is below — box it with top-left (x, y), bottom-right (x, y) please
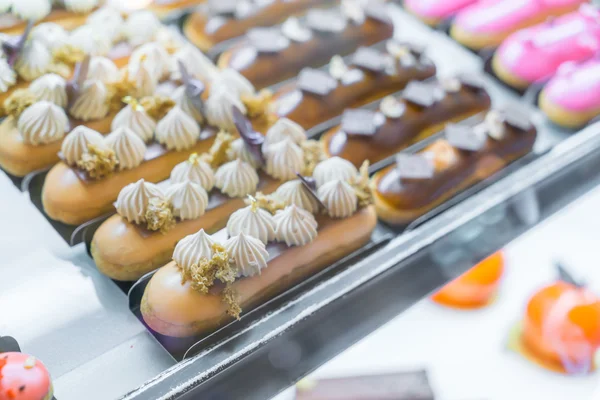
top-left (396, 153), bottom-right (435, 180)
top-left (232, 106), bottom-right (265, 164)
top-left (66, 55), bottom-right (91, 109)
top-left (305, 9), bottom-right (347, 34)
top-left (3, 20), bottom-right (33, 68)
top-left (401, 81), bottom-right (439, 108)
top-left (364, 0), bottom-right (393, 24)
top-left (178, 61), bottom-right (205, 117)
top-left (247, 27), bottom-right (290, 54)
top-left (296, 172), bottom-right (328, 211)
top-left (352, 47), bottom-right (389, 73)
top-left (297, 68), bottom-right (338, 96)
top-left (445, 123), bottom-right (487, 151)
top-left (341, 109), bottom-right (385, 136)
top-left (458, 74), bottom-right (486, 93)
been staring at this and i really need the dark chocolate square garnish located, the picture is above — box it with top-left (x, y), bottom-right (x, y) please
top-left (446, 123), bottom-right (487, 151)
top-left (502, 106), bottom-right (533, 131)
top-left (365, 0), bottom-right (393, 25)
top-left (352, 47), bottom-right (387, 73)
top-left (459, 74), bottom-right (486, 92)
top-left (402, 81), bottom-right (437, 108)
top-left (247, 27), bottom-right (290, 53)
top-left (341, 109), bottom-right (382, 136)
top-left (208, 0), bottom-right (237, 16)
top-left (305, 9), bottom-right (347, 34)
top-left (297, 68), bottom-right (338, 96)
top-left (396, 153), bottom-right (435, 180)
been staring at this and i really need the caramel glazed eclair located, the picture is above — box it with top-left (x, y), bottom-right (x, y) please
top-left (217, 0), bottom-right (395, 89)
top-left (42, 61), bottom-right (283, 226)
top-left (321, 75), bottom-right (492, 167)
top-left (183, 0), bottom-right (338, 52)
top-left (141, 158), bottom-right (377, 337)
top-left (372, 109), bottom-right (537, 226)
top-left (0, 6), bottom-right (186, 110)
top-left (0, 13), bottom-right (223, 177)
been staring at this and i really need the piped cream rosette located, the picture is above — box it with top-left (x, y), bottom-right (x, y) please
top-left (139, 154), bottom-right (378, 337)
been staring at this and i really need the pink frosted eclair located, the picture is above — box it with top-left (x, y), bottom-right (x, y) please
top-left (450, 0), bottom-right (587, 50)
top-left (404, 0), bottom-right (479, 26)
top-left (0, 353), bottom-right (53, 400)
top-left (492, 5), bottom-right (600, 89)
top-left (539, 58), bottom-right (600, 128)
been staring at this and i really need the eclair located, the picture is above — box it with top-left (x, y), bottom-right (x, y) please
top-left (184, 0), bottom-right (335, 52)
top-left (272, 40), bottom-right (436, 130)
top-left (217, 0), bottom-right (394, 89)
top-left (372, 109), bottom-right (537, 225)
top-left (321, 75), bottom-right (491, 167)
top-left (92, 114), bottom-right (327, 281)
top-left (141, 162), bottom-right (377, 337)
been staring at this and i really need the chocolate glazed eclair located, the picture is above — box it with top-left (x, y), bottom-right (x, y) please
top-left (184, 0), bottom-right (337, 52)
top-left (372, 109), bottom-right (537, 225)
top-left (322, 75), bottom-right (492, 167)
top-left (217, 0), bottom-right (394, 89)
top-left (272, 41), bottom-right (437, 130)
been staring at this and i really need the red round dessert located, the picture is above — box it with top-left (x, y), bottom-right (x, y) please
top-left (0, 353), bottom-right (53, 400)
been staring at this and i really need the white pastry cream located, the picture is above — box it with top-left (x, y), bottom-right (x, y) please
top-left (115, 178), bottom-right (165, 224)
top-left (15, 40), bottom-right (51, 82)
top-left (88, 57), bottom-right (120, 84)
top-left (69, 80), bottom-right (109, 121)
top-left (129, 42), bottom-right (170, 82)
top-left (111, 103), bottom-right (156, 143)
top-left (86, 7), bottom-right (124, 42)
top-left (228, 138), bottom-right (261, 169)
top-left (31, 23), bottom-right (69, 51)
top-left (170, 45), bottom-right (218, 82)
top-left (0, 58), bottom-right (16, 93)
top-left (224, 232), bottom-right (269, 277)
top-left (171, 85), bottom-right (203, 124)
top-left (312, 156), bottom-right (358, 188)
top-left (170, 154), bottom-right (215, 192)
top-left (263, 118), bottom-right (306, 147)
top-left (124, 10), bottom-right (161, 47)
top-left (18, 101), bottom-right (68, 145)
top-left (11, 0), bottom-right (51, 21)
top-left (211, 68), bottom-right (255, 99)
top-left (166, 181), bottom-right (209, 221)
top-left (206, 90), bottom-right (246, 132)
top-left (156, 106), bottom-right (200, 151)
top-left (173, 229), bottom-right (215, 269)
top-left (227, 205), bottom-right (276, 244)
top-left (264, 138), bottom-right (304, 181)
top-left (317, 179), bottom-right (357, 219)
top-left (29, 73), bottom-right (68, 108)
top-left (63, 0), bottom-right (99, 13)
top-left (275, 179), bottom-right (319, 214)
top-left (274, 204), bottom-right (318, 247)
top-left (104, 126), bottom-right (146, 170)
top-left (68, 25), bottom-right (112, 57)
top-left (215, 159), bottom-right (259, 198)
top-left (60, 125), bottom-right (104, 166)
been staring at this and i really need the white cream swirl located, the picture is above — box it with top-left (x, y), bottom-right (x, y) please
top-left (18, 101), bottom-right (68, 145)
top-left (69, 80), bottom-right (109, 121)
top-left (313, 156), bottom-right (358, 188)
top-left (87, 7), bottom-right (124, 42)
top-left (171, 86), bottom-right (203, 124)
top-left (317, 179), bottom-right (357, 219)
top-left (111, 104), bottom-right (156, 143)
top-left (166, 181), bottom-right (209, 221)
top-left (12, 0), bottom-right (51, 21)
top-left (227, 205), bottom-right (276, 244)
top-left (206, 90), bottom-right (246, 132)
top-left (211, 69), bottom-right (255, 98)
top-left (263, 118), bottom-right (306, 147)
top-left (29, 74), bottom-right (67, 108)
top-left (264, 138), bottom-right (304, 181)
top-left (170, 45), bottom-right (218, 82)
top-left (228, 138), bottom-right (261, 169)
top-left (215, 159), bottom-right (259, 198)
top-left (274, 204), bottom-right (318, 247)
top-left (173, 229), bottom-right (215, 269)
top-left (61, 126), bottom-right (104, 165)
top-left (170, 156), bottom-right (215, 191)
top-left (105, 127), bottom-right (146, 170)
top-left (68, 25), bottom-right (112, 57)
top-left (224, 232), bottom-right (269, 277)
top-left (0, 58), bottom-right (16, 93)
top-left (129, 42), bottom-right (170, 82)
top-left (275, 180), bottom-right (319, 214)
top-left (156, 106), bottom-right (200, 151)
top-left (115, 179), bottom-right (165, 224)
top-left (88, 57), bottom-right (119, 84)
top-left (124, 10), bottom-right (161, 47)
top-left (15, 40), bottom-right (51, 81)
top-left (31, 23), bottom-right (69, 51)
top-left (134, 62), bottom-right (157, 98)
top-left (63, 0), bottom-right (99, 13)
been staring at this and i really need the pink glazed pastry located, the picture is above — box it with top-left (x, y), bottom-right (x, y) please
top-left (493, 5), bottom-right (600, 89)
top-left (0, 353), bottom-right (53, 400)
top-left (450, 0), bottom-right (587, 50)
top-left (539, 58), bottom-right (600, 128)
top-left (404, 0), bottom-right (479, 26)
